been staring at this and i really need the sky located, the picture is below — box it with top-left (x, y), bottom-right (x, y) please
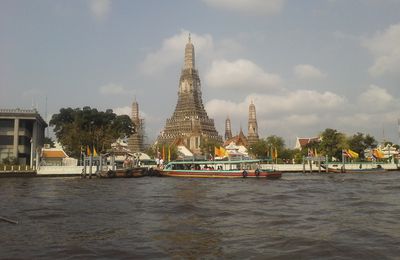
top-left (1, 0), bottom-right (400, 147)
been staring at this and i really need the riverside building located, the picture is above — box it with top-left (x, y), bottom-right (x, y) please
top-left (156, 35), bottom-right (222, 154)
top-left (0, 108), bottom-right (47, 166)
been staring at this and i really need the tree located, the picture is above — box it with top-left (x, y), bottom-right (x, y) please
top-left (347, 132), bottom-right (378, 159)
top-left (50, 107), bottom-right (134, 158)
top-left (2, 157), bottom-right (18, 165)
top-left (44, 137), bottom-right (55, 148)
top-left (364, 134), bottom-right (378, 149)
top-left (249, 139), bottom-right (268, 159)
top-left (319, 128), bottom-right (345, 161)
top-left (265, 135), bottom-right (285, 159)
top-left (200, 138), bottom-right (222, 158)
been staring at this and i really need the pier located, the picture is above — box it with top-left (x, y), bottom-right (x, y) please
top-left (0, 165), bottom-right (36, 177)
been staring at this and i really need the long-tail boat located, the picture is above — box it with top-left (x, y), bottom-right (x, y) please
top-left (160, 159), bottom-right (282, 179)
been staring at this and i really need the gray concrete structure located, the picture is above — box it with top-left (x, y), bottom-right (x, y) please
top-left (0, 108), bottom-right (47, 166)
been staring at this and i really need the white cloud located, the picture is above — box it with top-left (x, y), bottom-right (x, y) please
top-left (294, 64), bottom-right (327, 80)
top-left (205, 59), bottom-right (282, 90)
top-left (99, 83), bottom-right (132, 95)
top-left (364, 23), bottom-right (400, 77)
top-left (202, 0), bottom-right (285, 15)
top-left (357, 85), bottom-right (394, 112)
top-left (88, 0), bottom-right (111, 21)
top-left (140, 30), bottom-right (214, 75)
top-left (206, 90), bottom-right (345, 119)
top-left (205, 90), bottom-right (346, 142)
top-left (113, 106), bottom-right (130, 116)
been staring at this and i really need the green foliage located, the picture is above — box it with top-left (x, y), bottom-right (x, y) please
top-left (347, 132), bottom-right (377, 159)
top-left (249, 135), bottom-right (285, 160)
top-left (319, 128), bottom-right (346, 161)
top-left (150, 144), bottom-right (179, 161)
top-left (2, 157), bottom-right (18, 165)
top-left (44, 137), bottom-right (55, 148)
top-left (280, 148), bottom-right (298, 162)
top-left (200, 138), bottom-right (222, 157)
top-left (49, 107), bottom-right (134, 158)
top-left (249, 139), bottom-right (268, 158)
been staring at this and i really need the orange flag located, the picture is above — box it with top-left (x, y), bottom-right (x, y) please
top-left (214, 147), bottom-right (220, 157)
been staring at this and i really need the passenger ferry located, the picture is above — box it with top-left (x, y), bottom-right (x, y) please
top-left (161, 159), bottom-right (282, 179)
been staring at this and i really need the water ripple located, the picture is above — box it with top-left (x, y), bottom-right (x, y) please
top-left (1, 172), bottom-right (400, 258)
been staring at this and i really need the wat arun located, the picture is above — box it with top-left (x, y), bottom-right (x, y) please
top-left (156, 35), bottom-right (222, 154)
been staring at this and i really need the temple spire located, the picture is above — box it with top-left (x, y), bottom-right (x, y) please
top-left (184, 34), bottom-right (195, 69)
top-left (247, 101), bottom-right (259, 145)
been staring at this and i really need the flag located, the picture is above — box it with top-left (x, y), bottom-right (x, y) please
top-left (347, 149), bottom-right (359, 159)
top-left (86, 145), bottom-right (91, 156)
top-left (343, 149), bottom-right (359, 158)
top-left (219, 146), bottom-right (228, 157)
top-left (373, 148), bottom-right (384, 159)
top-left (168, 146), bottom-right (171, 161)
top-left (271, 147), bottom-right (278, 159)
top-left (93, 147), bottom-right (98, 157)
top-left (214, 146), bottom-right (220, 157)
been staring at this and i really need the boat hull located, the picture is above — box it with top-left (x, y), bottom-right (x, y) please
top-left (97, 167), bottom-right (147, 178)
top-left (161, 169), bottom-right (282, 179)
top-left (325, 167), bottom-right (386, 174)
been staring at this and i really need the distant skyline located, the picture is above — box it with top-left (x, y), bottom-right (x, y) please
top-left (1, 0), bottom-right (400, 146)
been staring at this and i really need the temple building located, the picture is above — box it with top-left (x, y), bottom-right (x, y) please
top-left (156, 35), bottom-right (222, 154)
top-left (247, 101), bottom-right (259, 146)
top-left (127, 100), bottom-right (145, 153)
top-left (225, 117), bottom-right (233, 141)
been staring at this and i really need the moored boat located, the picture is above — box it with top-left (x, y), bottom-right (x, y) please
top-left (322, 164), bottom-right (386, 174)
top-left (161, 159), bottom-right (282, 179)
top-left (97, 167), bottom-right (148, 178)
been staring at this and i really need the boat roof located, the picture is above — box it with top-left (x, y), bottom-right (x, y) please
top-left (166, 159), bottom-right (261, 165)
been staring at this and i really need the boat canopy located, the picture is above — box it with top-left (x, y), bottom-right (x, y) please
top-left (166, 159), bottom-right (261, 165)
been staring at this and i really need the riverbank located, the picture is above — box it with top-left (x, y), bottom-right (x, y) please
top-left (1, 162), bottom-right (398, 177)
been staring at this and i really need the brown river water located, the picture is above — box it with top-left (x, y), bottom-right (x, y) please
top-left (1, 172), bottom-right (400, 259)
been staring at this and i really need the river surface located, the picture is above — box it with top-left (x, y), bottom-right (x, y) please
top-left (1, 172), bottom-right (400, 259)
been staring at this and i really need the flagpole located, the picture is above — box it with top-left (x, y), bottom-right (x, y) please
top-left (342, 149), bottom-right (345, 172)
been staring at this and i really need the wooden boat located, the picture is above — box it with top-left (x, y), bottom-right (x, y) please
top-left (97, 167), bottom-right (148, 178)
top-left (321, 164), bottom-right (386, 174)
top-left (161, 159), bottom-right (282, 179)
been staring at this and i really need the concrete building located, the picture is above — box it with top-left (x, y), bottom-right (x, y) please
top-left (156, 35), bottom-right (222, 154)
top-left (0, 108), bottom-right (47, 166)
